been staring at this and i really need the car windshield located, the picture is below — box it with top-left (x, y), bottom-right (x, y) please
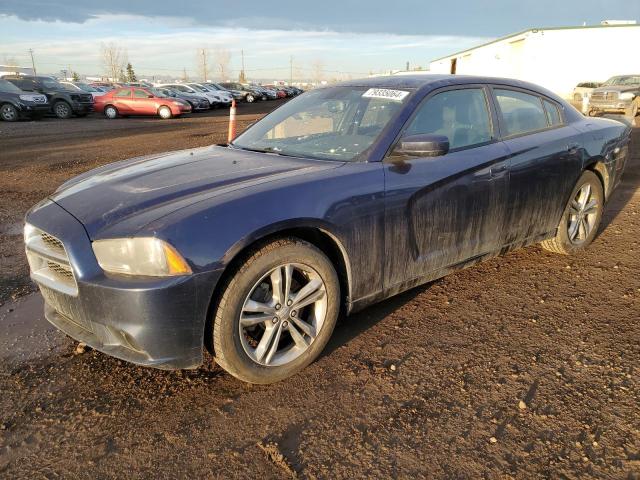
top-left (39, 77), bottom-right (65, 89)
top-left (0, 79), bottom-right (24, 93)
top-left (603, 75), bottom-right (640, 86)
top-left (232, 86), bottom-right (409, 161)
top-left (76, 83), bottom-right (99, 92)
top-left (159, 88), bottom-right (177, 97)
top-left (189, 84), bottom-right (206, 92)
top-left (208, 83), bottom-right (225, 90)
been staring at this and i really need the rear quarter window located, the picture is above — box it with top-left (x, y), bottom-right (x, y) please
top-left (542, 99), bottom-right (562, 127)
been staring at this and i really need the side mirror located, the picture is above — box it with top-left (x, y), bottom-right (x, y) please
top-left (394, 134), bottom-right (450, 157)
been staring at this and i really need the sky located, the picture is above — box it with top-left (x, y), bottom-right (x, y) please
top-left (1, 0), bottom-right (638, 81)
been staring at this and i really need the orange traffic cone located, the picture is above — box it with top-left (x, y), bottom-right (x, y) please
top-left (228, 100), bottom-right (237, 143)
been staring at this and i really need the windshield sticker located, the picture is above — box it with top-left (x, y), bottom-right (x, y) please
top-left (362, 88), bottom-right (410, 102)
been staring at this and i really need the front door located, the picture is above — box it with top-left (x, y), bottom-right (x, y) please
top-left (383, 86), bottom-right (510, 288)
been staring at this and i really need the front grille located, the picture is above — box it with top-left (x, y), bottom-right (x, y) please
top-left (79, 94), bottom-right (93, 103)
top-left (25, 225), bottom-right (78, 296)
top-left (591, 91), bottom-right (618, 102)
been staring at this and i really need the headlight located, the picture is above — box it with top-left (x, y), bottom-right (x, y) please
top-left (92, 238), bottom-right (192, 276)
top-left (619, 92), bottom-right (635, 101)
top-left (19, 94), bottom-right (34, 101)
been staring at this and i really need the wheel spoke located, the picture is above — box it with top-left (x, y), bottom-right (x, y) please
top-left (264, 324), bottom-right (283, 365)
top-left (254, 324), bottom-right (279, 363)
top-left (240, 313), bottom-right (273, 327)
top-left (568, 218), bottom-right (580, 240)
top-left (288, 322), bottom-right (310, 349)
top-left (270, 268), bottom-right (284, 305)
top-left (578, 217), bottom-right (588, 240)
top-left (569, 200), bottom-right (581, 215)
top-left (290, 316), bottom-right (317, 339)
top-left (243, 299), bottom-right (275, 315)
top-left (292, 278), bottom-right (323, 309)
top-left (283, 264), bottom-right (293, 304)
top-left (583, 199), bottom-right (598, 215)
top-left (579, 184), bottom-right (591, 207)
top-left (294, 289), bottom-right (325, 310)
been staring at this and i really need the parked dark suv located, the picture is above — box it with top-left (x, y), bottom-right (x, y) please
top-left (0, 79), bottom-right (49, 121)
top-left (2, 75), bottom-right (94, 119)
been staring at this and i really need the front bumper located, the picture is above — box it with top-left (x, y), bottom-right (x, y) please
top-left (25, 200), bottom-right (221, 369)
top-left (18, 103), bottom-right (50, 118)
top-left (589, 99), bottom-right (632, 113)
top-left (71, 102), bottom-right (95, 114)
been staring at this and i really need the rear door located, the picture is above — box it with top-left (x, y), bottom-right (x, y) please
top-left (490, 87), bottom-right (583, 245)
top-left (383, 85), bottom-right (510, 288)
top-left (111, 88), bottom-right (134, 114)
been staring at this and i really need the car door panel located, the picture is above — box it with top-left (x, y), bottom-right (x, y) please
top-left (383, 142), bottom-right (510, 288)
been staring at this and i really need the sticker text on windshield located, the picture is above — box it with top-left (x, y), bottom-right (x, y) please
top-left (362, 88), bottom-right (410, 102)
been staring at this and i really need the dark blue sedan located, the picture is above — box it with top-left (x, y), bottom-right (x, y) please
top-left (24, 74), bottom-right (631, 383)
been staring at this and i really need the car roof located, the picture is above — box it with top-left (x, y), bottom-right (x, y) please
top-left (334, 74), bottom-right (566, 103)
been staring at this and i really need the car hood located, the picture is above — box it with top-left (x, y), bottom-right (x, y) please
top-left (50, 145), bottom-right (342, 238)
top-left (592, 85), bottom-right (639, 93)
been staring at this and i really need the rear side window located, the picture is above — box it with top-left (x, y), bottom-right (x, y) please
top-left (494, 89), bottom-right (548, 136)
top-left (543, 99), bottom-right (562, 126)
top-left (114, 89), bottom-right (131, 98)
top-left (405, 88), bottom-right (493, 150)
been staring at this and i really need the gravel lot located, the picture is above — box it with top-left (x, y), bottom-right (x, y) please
top-left (0, 105), bottom-right (638, 479)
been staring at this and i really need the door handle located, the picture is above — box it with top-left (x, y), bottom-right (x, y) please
top-left (567, 142), bottom-right (580, 152)
top-left (490, 163), bottom-right (508, 177)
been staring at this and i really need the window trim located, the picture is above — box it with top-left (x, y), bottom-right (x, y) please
top-left (488, 85), bottom-right (566, 140)
top-left (384, 84), bottom-right (499, 161)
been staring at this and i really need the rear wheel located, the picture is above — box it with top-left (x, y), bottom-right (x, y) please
top-left (212, 238), bottom-right (340, 384)
top-left (541, 170), bottom-right (604, 255)
top-left (245, 94), bottom-right (255, 103)
top-left (0, 103), bottom-right (18, 122)
top-left (104, 105), bottom-right (118, 119)
top-left (53, 101), bottom-right (72, 119)
top-left (158, 106), bottom-right (172, 119)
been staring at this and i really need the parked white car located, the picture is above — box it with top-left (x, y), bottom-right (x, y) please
top-left (185, 83), bottom-right (229, 107)
top-left (61, 81), bottom-right (106, 99)
top-left (157, 83), bottom-right (218, 108)
top-left (192, 83), bottom-right (233, 106)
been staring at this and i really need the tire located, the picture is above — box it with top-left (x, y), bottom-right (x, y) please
top-left (245, 94), bottom-right (255, 103)
top-left (158, 106), bottom-right (172, 119)
top-left (213, 238), bottom-right (340, 384)
top-left (625, 99), bottom-right (639, 118)
top-left (104, 105), bottom-right (118, 119)
top-left (53, 101), bottom-right (72, 119)
top-left (0, 103), bottom-right (18, 122)
top-left (541, 170), bottom-right (604, 255)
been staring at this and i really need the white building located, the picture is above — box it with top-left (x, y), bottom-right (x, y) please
top-left (0, 65), bottom-right (34, 77)
top-left (429, 23), bottom-right (640, 99)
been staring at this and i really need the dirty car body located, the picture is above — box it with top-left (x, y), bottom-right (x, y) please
top-left (25, 75), bottom-right (631, 370)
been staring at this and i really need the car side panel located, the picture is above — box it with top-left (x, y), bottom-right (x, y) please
top-left (500, 125), bottom-right (584, 245)
top-left (137, 162), bottom-right (387, 306)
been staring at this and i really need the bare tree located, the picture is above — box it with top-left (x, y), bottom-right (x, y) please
top-left (196, 48), bottom-right (210, 82)
top-left (213, 48), bottom-right (231, 81)
top-left (101, 43), bottom-right (127, 82)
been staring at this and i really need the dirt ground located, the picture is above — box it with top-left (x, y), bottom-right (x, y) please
top-left (0, 105), bottom-right (638, 479)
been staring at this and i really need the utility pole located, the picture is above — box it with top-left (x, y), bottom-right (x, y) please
top-left (406, 61), bottom-right (410, 71)
top-left (28, 48), bottom-right (36, 75)
top-left (289, 56), bottom-right (293, 85)
top-left (201, 49), bottom-right (208, 82)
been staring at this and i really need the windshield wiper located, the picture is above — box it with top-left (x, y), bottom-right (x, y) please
top-left (228, 144), bottom-right (302, 158)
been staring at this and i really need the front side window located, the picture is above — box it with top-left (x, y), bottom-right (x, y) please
top-left (405, 88), bottom-right (493, 150)
top-left (232, 86), bottom-right (409, 161)
top-left (494, 89), bottom-right (548, 136)
top-left (114, 89), bottom-right (131, 98)
top-left (133, 89), bottom-right (149, 98)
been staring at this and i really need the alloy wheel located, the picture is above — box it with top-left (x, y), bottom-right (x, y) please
top-left (159, 106), bottom-right (172, 119)
top-left (239, 263), bottom-right (328, 367)
top-left (105, 106), bottom-right (117, 119)
top-left (567, 183), bottom-right (599, 244)
top-left (246, 94), bottom-right (254, 103)
top-left (55, 102), bottom-right (71, 119)
top-left (0, 104), bottom-right (18, 121)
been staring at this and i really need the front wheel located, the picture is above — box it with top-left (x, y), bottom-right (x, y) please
top-left (212, 238), bottom-right (340, 384)
top-left (0, 103), bottom-right (18, 122)
top-left (158, 106), bottom-right (172, 119)
top-left (541, 170), bottom-right (604, 255)
top-left (53, 101), bottom-right (72, 119)
top-left (245, 94), bottom-right (255, 103)
top-left (104, 105), bottom-right (118, 119)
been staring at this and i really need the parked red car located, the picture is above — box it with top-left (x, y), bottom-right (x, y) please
top-left (94, 87), bottom-right (192, 119)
